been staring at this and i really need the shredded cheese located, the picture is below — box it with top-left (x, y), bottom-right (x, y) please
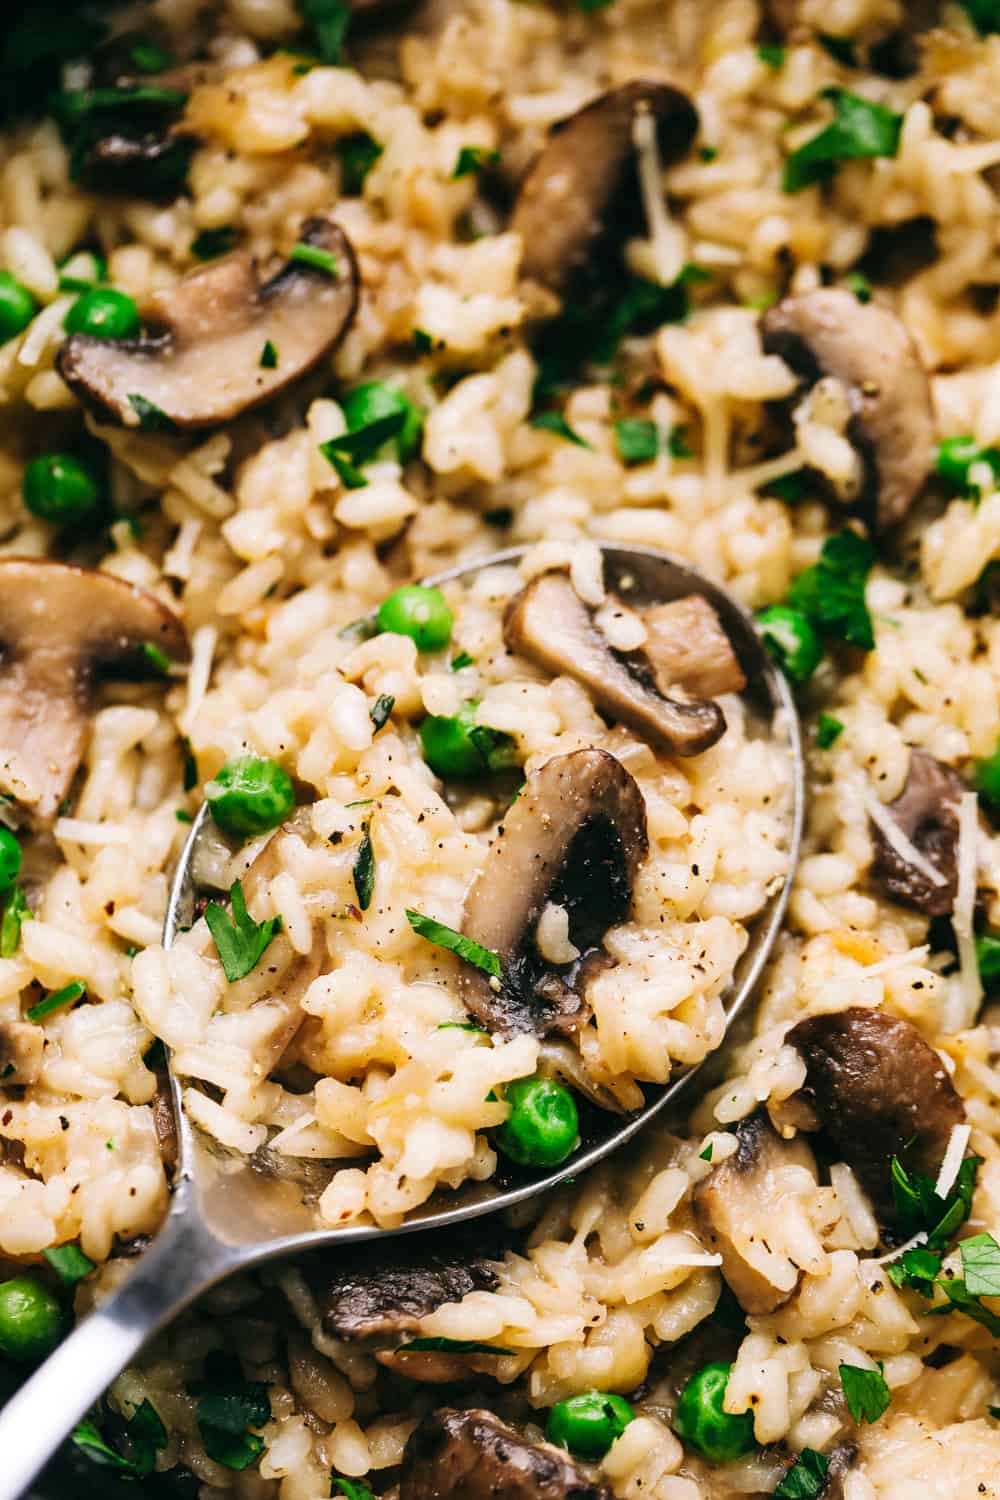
top-left (632, 108), bottom-right (685, 287)
top-left (181, 623), bottom-right (218, 733)
top-left (934, 1121), bottom-right (972, 1202)
top-left (868, 1230), bottom-right (928, 1269)
top-left (862, 944), bottom-right (931, 979)
top-left (954, 791), bottom-right (983, 1024)
top-left (53, 817), bottom-right (130, 846)
top-left (864, 786), bottom-right (948, 887)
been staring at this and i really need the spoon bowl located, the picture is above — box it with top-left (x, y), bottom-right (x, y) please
top-left (2, 543), bottom-right (803, 1500)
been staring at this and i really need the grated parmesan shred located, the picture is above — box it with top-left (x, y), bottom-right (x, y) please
top-left (864, 786), bottom-right (948, 887)
top-left (869, 1230), bottom-right (928, 1268)
top-left (934, 1121), bottom-right (972, 1201)
top-left (632, 109), bottom-right (685, 287)
top-left (953, 791), bottom-right (983, 1025)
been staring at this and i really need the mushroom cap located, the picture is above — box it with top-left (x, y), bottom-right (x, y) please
top-left (512, 80), bottom-right (698, 294)
top-left (503, 572), bottom-right (726, 756)
top-left (761, 288), bottom-right (934, 531)
top-left (57, 217), bottom-right (359, 430)
top-left (461, 748), bottom-right (648, 1037)
top-left (868, 749), bottom-right (965, 916)
top-left (400, 1409), bottom-right (611, 1500)
top-left (0, 558), bottom-right (189, 825)
top-left (787, 1006), bottom-right (965, 1215)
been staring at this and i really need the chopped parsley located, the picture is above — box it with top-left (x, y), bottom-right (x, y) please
top-left (406, 909), bottom-right (501, 978)
top-left (699, 144), bottom-right (719, 162)
top-left (757, 43), bottom-right (785, 69)
top-left (451, 651), bottom-right (474, 671)
top-left (438, 1020), bottom-right (486, 1032)
top-left (370, 693), bottom-right (395, 730)
top-left (452, 145), bottom-right (501, 178)
top-left (190, 1353), bottom-right (270, 1471)
top-left (961, 0), bottom-right (1000, 34)
top-left (845, 270), bottom-right (873, 302)
top-left (413, 327), bottom-right (435, 353)
top-left (887, 1245), bottom-right (943, 1297)
top-left (182, 737), bottom-right (198, 791)
top-left (937, 1273), bottom-right (1000, 1336)
top-left (176, 808), bottom-right (193, 823)
top-left (816, 713), bottom-right (844, 748)
top-left (775, 1450), bottom-right (829, 1499)
top-left (259, 339), bottom-right (278, 369)
top-left (300, 0), bottom-right (353, 64)
top-left (72, 1399), bottom-right (168, 1479)
top-left (960, 1231), bottom-right (1000, 1296)
top-left (891, 1153), bottom-right (979, 1247)
top-left (839, 1363), bottom-right (891, 1425)
top-left (321, 381), bottom-right (423, 488)
top-left (783, 88), bottom-right (902, 194)
top-left (698, 1142), bottom-right (713, 1161)
top-left (43, 1242), bottom-right (96, 1284)
top-left (1, 887), bottom-right (32, 958)
top-left (205, 880), bottom-right (282, 983)
top-left (334, 1481), bottom-right (375, 1500)
top-left (530, 411), bottom-right (591, 448)
top-left (615, 418), bottom-right (660, 465)
top-left (353, 825), bottom-right (376, 911)
top-left (763, 469), bottom-right (810, 504)
top-left (935, 435), bottom-right (1000, 496)
top-left (668, 423), bottom-right (694, 459)
top-left (191, 226), bottom-right (238, 260)
top-left (336, 131), bottom-right (383, 194)
top-left (289, 240), bottom-right (340, 278)
top-left (788, 529), bottom-right (876, 651)
top-left (817, 33), bottom-right (857, 66)
top-left (128, 394), bottom-right (177, 434)
top-left (976, 930), bottom-right (1000, 991)
top-left (130, 40), bottom-right (175, 73)
top-left (26, 980), bottom-right (86, 1022)
top-left (141, 641), bottom-right (171, 676)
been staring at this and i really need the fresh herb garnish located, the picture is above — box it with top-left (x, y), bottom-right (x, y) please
top-left (128, 394), bottom-right (177, 434)
top-left (976, 930), bottom-right (1000, 991)
top-left (935, 435), bottom-right (1000, 496)
top-left (130, 40), bottom-right (175, 73)
top-left (788, 529), bottom-right (876, 651)
top-left (699, 144), bottom-right (719, 162)
top-left (960, 1231), bottom-right (1000, 1296)
top-left (191, 226), bottom-right (237, 260)
top-left (353, 825), bottom-right (376, 911)
top-left (887, 1244), bottom-right (943, 1297)
top-left (452, 145), bottom-right (501, 178)
top-left (140, 642), bottom-right (171, 676)
top-left (176, 808), bottom-right (193, 823)
top-left (191, 1354), bottom-right (269, 1471)
top-left (321, 382), bottom-right (423, 488)
top-left (406, 909), bottom-right (501, 978)
top-left (937, 1273), bottom-right (1000, 1335)
top-left (205, 880), bottom-right (282, 983)
top-left (845, 270), bottom-right (873, 302)
top-left (336, 132), bottom-right (383, 194)
top-left (370, 693), bottom-right (395, 730)
top-left (783, 88), bottom-right (902, 194)
top-left (334, 1480), bottom-right (375, 1500)
top-left (775, 1450), bottom-right (830, 1499)
top-left (300, 0), bottom-right (353, 64)
top-left (72, 1399), bottom-right (168, 1478)
top-left (615, 418), bottom-right (660, 465)
top-left (839, 1363), bottom-right (891, 1425)
top-left (44, 1242), bottom-right (96, 1283)
top-left (289, 241), bottom-right (340, 278)
top-left (757, 43), bottom-right (785, 68)
top-left (438, 1019), bottom-right (487, 1031)
top-left (816, 713), bottom-right (844, 748)
top-left (182, 737), bottom-right (198, 791)
top-left (451, 651), bottom-right (474, 671)
top-left (668, 423), bottom-right (693, 459)
top-left (26, 980), bottom-right (86, 1022)
top-left (259, 339), bottom-right (278, 369)
top-left (817, 33), bottom-right (857, 66)
top-left (961, 0), bottom-right (1000, 34)
top-left (1, 887), bottom-right (32, 958)
top-left (699, 1142), bottom-right (713, 1161)
top-left (530, 411), bottom-right (591, 448)
top-left (413, 327), bottom-right (435, 353)
top-left (891, 1153), bottom-right (980, 1247)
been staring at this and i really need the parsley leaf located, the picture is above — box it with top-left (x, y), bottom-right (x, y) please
top-left (451, 651), bottom-right (474, 671)
top-left (205, 881), bottom-right (282, 982)
top-left (962, 0), bottom-right (1000, 34)
top-left (406, 909), bottom-right (501, 978)
top-left (26, 980), bottom-right (86, 1022)
top-left (191, 226), bottom-right (237, 260)
top-left (668, 423), bottom-right (693, 458)
top-left (43, 1242), bottom-right (96, 1283)
top-left (976, 930), bottom-right (1000, 991)
top-left (413, 327), bottom-right (435, 353)
top-left (321, 382), bottom-right (424, 488)
top-left (300, 0), bottom-right (352, 63)
top-left (1, 887), bottom-right (32, 958)
top-left (887, 1245), bottom-right (942, 1297)
top-left (615, 418), bottom-right (660, 465)
top-left (775, 1449), bottom-right (830, 1499)
top-left (845, 270), bottom-right (873, 303)
top-left (452, 145), bottom-right (500, 178)
top-left (817, 33), bottom-right (857, 66)
top-left (191, 1354), bottom-right (269, 1471)
top-left (891, 1154), bottom-right (980, 1247)
top-left (334, 1480), bottom-right (375, 1500)
top-left (783, 88), bottom-right (902, 194)
top-left (336, 132), bottom-right (383, 194)
top-left (530, 411), bottom-right (591, 447)
top-left (259, 339), bottom-right (278, 369)
top-left (128, 394), bottom-right (177, 434)
top-left (758, 43), bottom-right (785, 68)
top-left (370, 693), bottom-right (395, 730)
top-left (788, 529), bottom-right (876, 651)
top-left (72, 1399), bottom-right (168, 1479)
top-left (938, 1273), bottom-right (1000, 1335)
top-left (353, 825), bottom-right (376, 911)
top-left (816, 713), bottom-right (844, 749)
top-left (960, 1232), bottom-right (1000, 1296)
top-left (839, 1363), bottom-right (891, 1425)
top-left (289, 241), bottom-right (340, 277)
top-left (699, 1142), bottom-right (713, 1161)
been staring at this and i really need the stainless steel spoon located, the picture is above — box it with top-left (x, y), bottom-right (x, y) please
top-left (1, 543), bottom-right (804, 1499)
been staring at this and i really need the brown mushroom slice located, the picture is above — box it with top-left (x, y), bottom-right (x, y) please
top-left (77, 130), bottom-right (200, 200)
top-left (0, 560), bottom-right (189, 826)
top-left (787, 1007), bottom-right (965, 1215)
top-left (57, 217), bottom-right (359, 429)
top-left (760, 289), bottom-right (934, 531)
top-left (867, 750), bottom-right (965, 916)
top-left (692, 1112), bottom-right (820, 1315)
top-left (460, 749), bottom-right (648, 1038)
top-left (512, 81), bottom-right (698, 294)
top-left (400, 1409), bottom-right (611, 1500)
top-left (0, 1021), bottom-right (45, 1087)
top-left (504, 574), bottom-right (725, 757)
top-left (639, 595), bottom-right (747, 699)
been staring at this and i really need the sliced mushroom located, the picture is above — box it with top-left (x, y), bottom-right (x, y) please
top-left (760, 289), bottom-right (934, 531)
top-left (151, 1075), bottom-right (179, 1173)
top-left (400, 1409), bottom-right (611, 1500)
top-left (57, 217), bottom-right (359, 430)
top-left (692, 1112), bottom-right (820, 1315)
top-left (77, 130), bottom-right (199, 200)
top-left (787, 1007), bottom-right (965, 1215)
top-left (0, 1021), bottom-right (44, 1087)
top-left (868, 750), bottom-right (965, 916)
top-left (512, 81), bottom-right (698, 294)
top-left (504, 573), bottom-right (726, 757)
top-left (640, 595), bottom-right (747, 699)
top-left (0, 560), bottom-right (189, 826)
top-left (460, 749), bottom-right (648, 1038)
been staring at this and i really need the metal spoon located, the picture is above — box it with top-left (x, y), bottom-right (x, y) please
top-left (0, 543), bottom-right (804, 1499)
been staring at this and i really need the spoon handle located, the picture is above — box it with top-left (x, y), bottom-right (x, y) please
top-left (0, 1206), bottom-right (230, 1500)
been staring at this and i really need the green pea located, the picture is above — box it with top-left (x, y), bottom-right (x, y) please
top-left (420, 701), bottom-right (518, 779)
top-left (22, 453), bottom-right (100, 525)
top-left (205, 756), bottom-right (295, 838)
top-left (973, 738), bottom-right (1000, 812)
top-left (496, 1076), bottom-right (579, 1168)
top-left (0, 1276), bottom-right (63, 1363)
top-left (0, 272), bottom-right (37, 344)
top-left (976, 929), bottom-right (1000, 992)
top-left (546, 1392), bottom-right (635, 1461)
top-left (376, 585), bottom-right (453, 651)
top-left (64, 287), bottom-right (140, 340)
top-left (674, 1361), bottom-right (757, 1464)
top-left (0, 829), bottom-right (21, 895)
top-left (758, 604), bottom-right (822, 684)
top-left (935, 435), bottom-right (1000, 493)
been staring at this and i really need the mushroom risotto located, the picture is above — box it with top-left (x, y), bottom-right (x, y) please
top-left (2, 1), bottom-right (1000, 1498)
